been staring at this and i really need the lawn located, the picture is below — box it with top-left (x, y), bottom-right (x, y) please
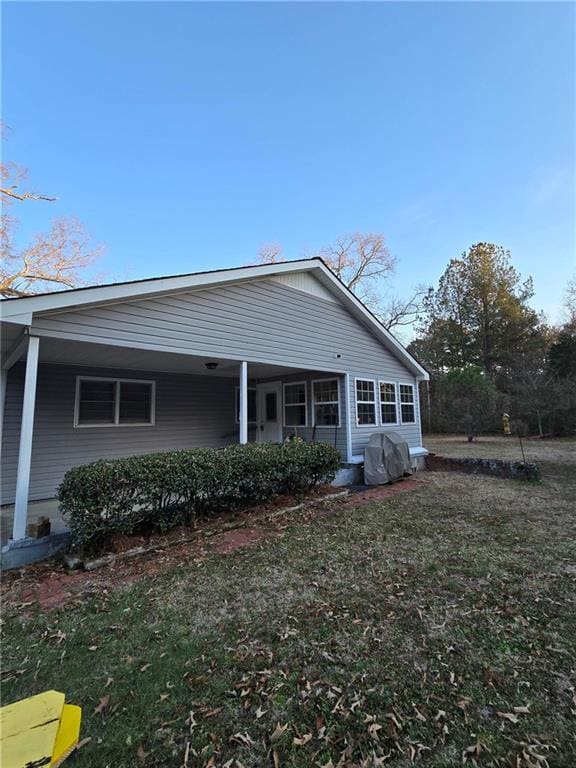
top-left (3, 436), bottom-right (576, 767)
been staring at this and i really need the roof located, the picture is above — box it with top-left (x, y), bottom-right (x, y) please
top-left (0, 258), bottom-right (429, 379)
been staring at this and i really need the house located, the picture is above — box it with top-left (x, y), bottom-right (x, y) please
top-left (0, 258), bottom-right (429, 549)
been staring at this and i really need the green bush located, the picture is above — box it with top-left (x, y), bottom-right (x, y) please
top-left (58, 442), bottom-right (341, 551)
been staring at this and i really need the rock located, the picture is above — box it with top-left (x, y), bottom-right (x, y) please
top-left (63, 553), bottom-right (84, 571)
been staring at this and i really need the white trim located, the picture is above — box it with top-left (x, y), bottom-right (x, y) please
top-left (0, 259), bottom-right (429, 379)
top-left (282, 380), bottom-right (308, 428)
top-left (398, 381), bottom-right (416, 425)
top-left (311, 377), bottom-right (341, 428)
top-left (0, 260), bottom-right (319, 317)
top-left (235, 385), bottom-right (257, 424)
top-left (354, 377), bottom-right (378, 427)
top-left (344, 373), bottom-right (353, 463)
top-left (239, 361), bottom-right (249, 444)
top-left (74, 375), bottom-right (156, 427)
top-left (378, 380), bottom-right (399, 426)
top-left (13, 336), bottom-right (40, 541)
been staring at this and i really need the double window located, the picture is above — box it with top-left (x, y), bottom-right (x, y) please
top-left (75, 377), bottom-right (155, 427)
top-left (356, 379), bottom-right (416, 426)
top-left (283, 382), bottom-right (307, 427)
top-left (312, 379), bottom-right (340, 427)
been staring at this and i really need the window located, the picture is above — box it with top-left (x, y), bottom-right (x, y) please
top-left (399, 383), bottom-right (416, 423)
top-left (283, 382), bottom-right (307, 427)
top-left (235, 387), bottom-right (257, 423)
top-left (379, 381), bottom-right (398, 424)
top-left (312, 379), bottom-right (340, 427)
top-left (75, 377), bottom-right (155, 427)
top-left (355, 379), bottom-right (377, 425)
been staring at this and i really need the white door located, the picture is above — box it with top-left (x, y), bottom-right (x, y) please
top-left (256, 382), bottom-right (283, 443)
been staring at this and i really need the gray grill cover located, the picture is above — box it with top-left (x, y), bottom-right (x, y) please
top-left (363, 431), bottom-right (412, 485)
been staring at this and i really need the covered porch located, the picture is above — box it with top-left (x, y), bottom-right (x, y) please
top-left (1, 327), bottom-right (353, 548)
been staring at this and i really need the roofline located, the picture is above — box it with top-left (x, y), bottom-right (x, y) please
top-left (0, 257), bottom-right (429, 379)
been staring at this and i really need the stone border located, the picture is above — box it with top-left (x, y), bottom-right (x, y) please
top-left (426, 453), bottom-right (539, 481)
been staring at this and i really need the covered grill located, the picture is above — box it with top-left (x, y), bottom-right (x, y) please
top-left (363, 431), bottom-right (412, 485)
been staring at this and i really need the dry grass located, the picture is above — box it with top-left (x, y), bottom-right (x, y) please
top-left (3, 437), bottom-right (576, 767)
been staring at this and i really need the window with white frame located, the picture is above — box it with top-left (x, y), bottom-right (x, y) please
top-left (75, 377), bottom-right (155, 427)
top-left (235, 387), bottom-right (257, 423)
top-left (379, 381), bottom-right (398, 424)
top-left (355, 379), bottom-right (377, 425)
top-left (399, 383), bottom-right (416, 423)
top-left (312, 379), bottom-right (340, 427)
top-left (283, 382), bottom-right (307, 426)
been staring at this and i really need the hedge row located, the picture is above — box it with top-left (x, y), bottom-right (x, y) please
top-left (58, 442), bottom-right (341, 550)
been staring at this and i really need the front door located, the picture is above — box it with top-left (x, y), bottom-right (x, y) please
top-left (256, 382), bottom-right (283, 443)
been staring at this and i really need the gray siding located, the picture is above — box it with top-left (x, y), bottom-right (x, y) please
top-left (1, 364), bottom-right (237, 503)
top-left (2, 279), bottom-right (423, 502)
top-left (31, 279), bottom-right (413, 375)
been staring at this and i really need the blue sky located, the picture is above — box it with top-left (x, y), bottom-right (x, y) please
top-left (3, 1), bottom-right (575, 328)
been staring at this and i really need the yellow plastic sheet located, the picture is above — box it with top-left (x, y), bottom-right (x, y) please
top-left (0, 690), bottom-right (82, 768)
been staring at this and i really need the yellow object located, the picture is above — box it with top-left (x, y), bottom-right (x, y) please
top-left (0, 690), bottom-right (82, 768)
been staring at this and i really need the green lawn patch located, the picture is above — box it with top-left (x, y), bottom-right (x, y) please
top-left (3, 437), bottom-right (576, 767)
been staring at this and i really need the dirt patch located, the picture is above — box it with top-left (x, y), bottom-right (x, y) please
top-left (1, 479), bottom-right (427, 612)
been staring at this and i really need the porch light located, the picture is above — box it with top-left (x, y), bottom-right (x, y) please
top-left (205, 361), bottom-right (219, 370)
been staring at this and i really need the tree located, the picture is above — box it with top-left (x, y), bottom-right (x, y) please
top-left (435, 366), bottom-right (504, 442)
top-left (257, 232), bottom-right (428, 333)
top-left (414, 243), bottom-right (540, 377)
top-left (1, 136), bottom-right (101, 297)
top-left (562, 275), bottom-right (576, 330)
top-left (548, 330), bottom-right (576, 380)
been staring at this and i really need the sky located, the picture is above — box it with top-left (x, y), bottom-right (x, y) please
top-left (2, 1), bottom-right (575, 330)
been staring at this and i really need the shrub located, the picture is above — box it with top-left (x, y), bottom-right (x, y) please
top-left (58, 442), bottom-right (341, 551)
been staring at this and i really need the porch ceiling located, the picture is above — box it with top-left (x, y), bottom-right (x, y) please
top-left (29, 336), bottom-right (332, 380)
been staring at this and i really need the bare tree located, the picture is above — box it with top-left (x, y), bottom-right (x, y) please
top-left (256, 231), bottom-right (428, 333)
top-left (318, 232), bottom-right (396, 303)
top-left (257, 242), bottom-right (284, 264)
top-left (1, 136), bottom-right (102, 297)
top-left (379, 285), bottom-right (432, 331)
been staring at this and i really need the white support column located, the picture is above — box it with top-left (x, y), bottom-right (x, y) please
top-left (344, 373), bottom-right (353, 463)
top-left (239, 361), bottom-right (248, 445)
top-left (12, 335), bottom-right (40, 541)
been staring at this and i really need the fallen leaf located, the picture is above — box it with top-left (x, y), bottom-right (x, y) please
top-left (497, 711), bottom-right (519, 723)
top-left (104, 677), bottom-right (114, 689)
top-left (140, 663), bottom-right (151, 672)
top-left (513, 705), bottom-right (531, 714)
top-left (270, 722), bottom-right (288, 742)
top-left (255, 706), bottom-right (267, 719)
top-left (136, 743), bottom-right (149, 763)
top-left (293, 733), bottom-right (313, 746)
top-left (93, 695), bottom-right (110, 715)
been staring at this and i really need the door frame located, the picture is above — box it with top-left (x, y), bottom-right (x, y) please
top-left (255, 381), bottom-right (283, 443)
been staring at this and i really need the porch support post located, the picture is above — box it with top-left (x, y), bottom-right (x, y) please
top-left (12, 335), bottom-right (40, 541)
top-left (239, 360), bottom-right (248, 445)
top-left (344, 373), bottom-right (353, 463)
